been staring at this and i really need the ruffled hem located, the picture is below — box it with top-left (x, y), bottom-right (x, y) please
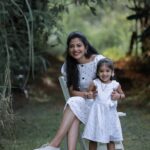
top-left (82, 135), bottom-right (123, 143)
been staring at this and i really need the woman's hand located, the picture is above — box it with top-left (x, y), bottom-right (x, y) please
top-left (111, 85), bottom-right (125, 100)
top-left (84, 91), bottom-right (97, 99)
top-left (92, 90), bottom-right (98, 99)
top-left (86, 83), bottom-right (97, 99)
top-left (111, 90), bottom-right (120, 100)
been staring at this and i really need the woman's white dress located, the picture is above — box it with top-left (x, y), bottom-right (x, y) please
top-left (61, 55), bottom-right (105, 124)
top-left (82, 79), bottom-right (123, 143)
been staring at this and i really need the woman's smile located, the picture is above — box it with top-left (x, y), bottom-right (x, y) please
top-left (69, 38), bottom-right (86, 61)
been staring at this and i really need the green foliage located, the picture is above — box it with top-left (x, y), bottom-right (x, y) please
top-left (102, 47), bottom-right (125, 60)
top-left (0, 0), bottom-right (67, 137)
top-left (61, 1), bottom-right (132, 60)
top-left (126, 0), bottom-right (150, 56)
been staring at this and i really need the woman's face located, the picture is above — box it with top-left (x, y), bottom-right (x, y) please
top-left (68, 38), bottom-right (87, 61)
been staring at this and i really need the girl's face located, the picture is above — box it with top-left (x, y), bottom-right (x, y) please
top-left (97, 64), bottom-right (113, 83)
top-left (68, 38), bottom-right (87, 61)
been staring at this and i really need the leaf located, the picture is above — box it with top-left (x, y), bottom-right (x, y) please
top-left (89, 7), bottom-right (97, 16)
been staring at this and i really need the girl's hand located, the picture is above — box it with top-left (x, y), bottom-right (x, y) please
top-left (111, 90), bottom-right (120, 100)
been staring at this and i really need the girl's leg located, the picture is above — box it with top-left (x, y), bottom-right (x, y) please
top-left (107, 141), bottom-right (115, 150)
top-left (67, 117), bottom-right (80, 150)
top-left (89, 141), bottom-right (97, 150)
top-left (50, 106), bottom-right (76, 147)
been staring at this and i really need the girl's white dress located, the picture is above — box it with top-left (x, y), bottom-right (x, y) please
top-left (82, 79), bottom-right (123, 143)
top-left (61, 55), bottom-right (105, 124)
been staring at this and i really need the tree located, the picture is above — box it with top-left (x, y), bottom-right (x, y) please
top-left (127, 0), bottom-right (150, 57)
top-left (0, 0), bottom-right (68, 137)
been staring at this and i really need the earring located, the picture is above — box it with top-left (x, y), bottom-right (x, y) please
top-left (85, 49), bottom-right (87, 54)
top-left (112, 71), bottom-right (115, 77)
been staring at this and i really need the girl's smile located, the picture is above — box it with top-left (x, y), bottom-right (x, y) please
top-left (97, 64), bottom-right (113, 83)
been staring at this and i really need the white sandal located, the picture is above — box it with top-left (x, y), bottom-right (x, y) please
top-left (34, 144), bottom-right (60, 150)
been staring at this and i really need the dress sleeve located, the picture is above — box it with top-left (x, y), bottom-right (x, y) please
top-left (93, 79), bottom-right (98, 87)
top-left (112, 80), bottom-right (120, 90)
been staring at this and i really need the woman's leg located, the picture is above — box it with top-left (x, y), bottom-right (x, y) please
top-left (50, 106), bottom-right (76, 147)
top-left (67, 117), bottom-right (80, 150)
top-left (107, 141), bottom-right (115, 150)
top-left (89, 141), bottom-right (97, 150)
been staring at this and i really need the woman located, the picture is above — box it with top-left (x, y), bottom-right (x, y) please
top-left (34, 31), bottom-right (120, 150)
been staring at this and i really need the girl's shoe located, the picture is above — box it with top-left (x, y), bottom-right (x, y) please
top-left (34, 144), bottom-right (60, 150)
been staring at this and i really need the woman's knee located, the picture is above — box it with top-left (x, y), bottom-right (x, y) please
top-left (74, 117), bottom-right (80, 124)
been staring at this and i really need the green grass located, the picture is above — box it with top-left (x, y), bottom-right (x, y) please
top-left (1, 94), bottom-right (150, 150)
top-left (121, 107), bottom-right (150, 150)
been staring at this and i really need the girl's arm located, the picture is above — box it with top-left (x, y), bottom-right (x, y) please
top-left (117, 85), bottom-right (125, 99)
top-left (111, 84), bottom-right (125, 100)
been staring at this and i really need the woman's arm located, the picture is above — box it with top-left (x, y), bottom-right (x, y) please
top-left (87, 82), bottom-right (97, 92)
top-left (69, 82), bottom-right (97, 99)
top-left (69, 86), bottom-right (86, 98)
top-left (111, 85), bottom-right (125, 100)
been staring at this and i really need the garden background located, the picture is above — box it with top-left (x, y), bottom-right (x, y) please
top-left (0, 0), bottom-right (150, 150)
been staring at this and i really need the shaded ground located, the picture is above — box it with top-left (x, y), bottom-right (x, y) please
top-left (115, 57), bottom-right (150, 108)
top-left (1, 97), bottom-right (150, 150)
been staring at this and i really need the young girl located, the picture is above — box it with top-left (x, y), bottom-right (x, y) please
top-left (82, 58), bottom-right (125, 150)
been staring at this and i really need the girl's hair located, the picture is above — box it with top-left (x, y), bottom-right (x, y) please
top-left (66, 31), bottom-right (98, 90)
top-left (96, 58), bottom-right (114, 80)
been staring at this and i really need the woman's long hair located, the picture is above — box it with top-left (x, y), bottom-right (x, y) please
top-left (66, 31), bottom-right (98, 90)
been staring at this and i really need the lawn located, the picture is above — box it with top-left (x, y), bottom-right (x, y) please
top-left (1, 90), bottom-right (150, 150)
